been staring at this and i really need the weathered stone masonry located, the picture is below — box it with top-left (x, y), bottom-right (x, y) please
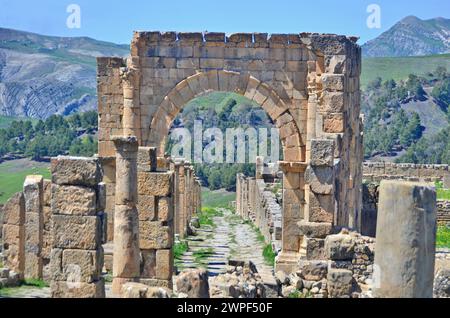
top-left (97, 31), bottom-right (363, 274)
top-left (50, 157), bottom-right (105, 298)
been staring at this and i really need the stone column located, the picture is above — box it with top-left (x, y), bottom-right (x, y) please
top-left (121, 59), bottom-right (141, 141)
top-left (2, 192), bottom-right (25, 279)
top-left (373, 180), bottom-right (436, 298)
top-left (23, 175), bottom-right (44, 279)
top-left (275, 162), bottom-right (307, 274)
top-left (256, 156), bottom-right (264, 180)
top-left (50, 156), bottom-right (105, 298)
top-left (111, 136), bottom-right (141, 295)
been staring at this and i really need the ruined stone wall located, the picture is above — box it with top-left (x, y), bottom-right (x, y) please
top-left (236, 174), bottom-right (282, 250)
top-left (437, 200), bottom-right (450, 225)
top-left (50, 156), bottom-right (105, 298)
top-left (1, 192), bottom-right (25, 279)
top-left (136, 153), bottom-right (174, 289)
top-left (97, 31), bottom-right (362, 274)
top-left (363, 162), bottom-right (450, 188)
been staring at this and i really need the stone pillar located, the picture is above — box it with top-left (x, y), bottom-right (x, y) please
top-left (121, 59), bottom-right (141, 141)
top-left (2, 192), bottom-right (25, 279)
top-left (298, 139), bottom-right (335, 261)
top-left (172, 160), bottom-right (186, 237)
top-left (23, 175), bottom-right (44, 280)
top-left (137, 153), bottom-right (174, 289)
top-left (50, 156), bottom-right (105, 298)
top-left (373, 180), bottom-right (436, 298)
top-left (111, 136), bottom-right (141, 295)
top-left (256, 156), bottom-right (264, 180)
top-left (275, 162), bottom-right (307, 274)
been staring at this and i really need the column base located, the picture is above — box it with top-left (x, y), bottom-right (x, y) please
top-left (275, 251), bottom-right (301, 274)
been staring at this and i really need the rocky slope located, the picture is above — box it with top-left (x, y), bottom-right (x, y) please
top-left (0, 28), bottom-right (129, 119)
top-left (362, 16), bottom-right (450, 57)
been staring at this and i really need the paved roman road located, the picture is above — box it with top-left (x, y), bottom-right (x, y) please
top-left (176, 208), bottom-right (275, 282)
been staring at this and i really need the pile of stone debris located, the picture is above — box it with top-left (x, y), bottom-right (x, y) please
top-left (0, 268), bottom-right (20, 288)
top-left (209, 260), bottom-right (266, 298)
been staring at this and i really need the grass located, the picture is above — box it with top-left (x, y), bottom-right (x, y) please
top-left (0, 278), bottom-right (48, 297)
top-left (198, 207), bottom-right (224, 227)
top-left (0, 159), bottom-right (51, 204)
top-left (436, 225), bottom-right (450, 249)
top-left (361, 54), bottom-right (450, 88)
top-left (262, 244), bottom-right (276, 267)
top-left (201, 188), bottom-right (235, 208)
top-left (288, 289), bottom-right (313, 298)
top-left (23, 279), bottom-right (48, 288)
top-left (435, 181), bottom-right (450, 200)
top-left (174, 240), bottom-right (189, 260)
top-left (193, 248), bottom-right (214, 266)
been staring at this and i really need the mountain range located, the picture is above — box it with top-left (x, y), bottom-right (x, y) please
top-left (0, 28), bottom-right (128, 118)
top-left (362, 16), bottom-right (450, 57)
top-left (0, 15), bottom-right (449, 119)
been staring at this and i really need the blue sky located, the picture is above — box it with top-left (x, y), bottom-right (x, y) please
top-left (0, 0), bottom-right (448, 44)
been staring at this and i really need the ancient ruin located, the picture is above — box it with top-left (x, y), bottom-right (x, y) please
top-left (0, 30), bottom-right (448, 298)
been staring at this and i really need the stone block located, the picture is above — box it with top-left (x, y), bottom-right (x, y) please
top-left (51, 279), bottom-right (105, 298)
top-left (308, 193), bottom-right (334, 223)
top-left (51, 184), bottom-right (97, 216)
top-left (140, 249), bottom-right (156, 278)
top-left (310, 139), bottom-right (334, 167)
top-left (297, 260), bottom-right (328, 281)
top-left (138, 172), bottom-right (173, 196)
top-left (51, 248), bottom-right (103, 283)
top-left (137, 147), bottom-right (157, 172)
top-left (53, 215), bottom-right (101, 250)
top-left (321, 74), bottom-right (344, 91)
top-left (139, 221), bottom-right (173, 250)
top-left (305, 166), bottom-right (334, 195)
top-left (321, 91), bottom-right (344, 112)
top-left (121, 282), bottom-right (169, 298)
top-left (323, 113), bottom-right (344, 133)
top-left (298, 221), bottom-right (332, 238)
top-left (157, 197), bottom-right (173, 221)
top-left (325, 234), bottom-right (355, 260)
top-left (51, 156), bottom-right (102, 187)
top-left (3, 192), bottom-right (25, 226)
top-left (327, 268), bottom-right (354, 298)
top-left (176, 269), bottom-right (210, 298)
top-left (156, 249), bottom-right (173, 280)
top-left (137, 195), bottom-right (156, 221)
top-left (139, 278), bottom-right (173, 289)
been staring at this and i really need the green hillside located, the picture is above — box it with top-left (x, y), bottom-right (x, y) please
top-left (361, 54), bottom-right (450, 88)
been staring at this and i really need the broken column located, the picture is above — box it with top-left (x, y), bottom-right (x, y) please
top-left (111, 136), bottom-right (141, 295)
top-left (50, 156), bottom-right (105, 298)
top-left (23, 175), bottom-right (44, 280)
top-left (373, 180), bottom-right (437, 298)
top-left (2, 192), bottom-right (25, 279)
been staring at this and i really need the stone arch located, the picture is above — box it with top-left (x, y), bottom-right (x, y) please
top-left (148, 70), bottom-right (305, 162)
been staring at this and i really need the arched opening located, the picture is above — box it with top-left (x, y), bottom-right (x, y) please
top-left (145, 71), bottom-right (307, 278)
